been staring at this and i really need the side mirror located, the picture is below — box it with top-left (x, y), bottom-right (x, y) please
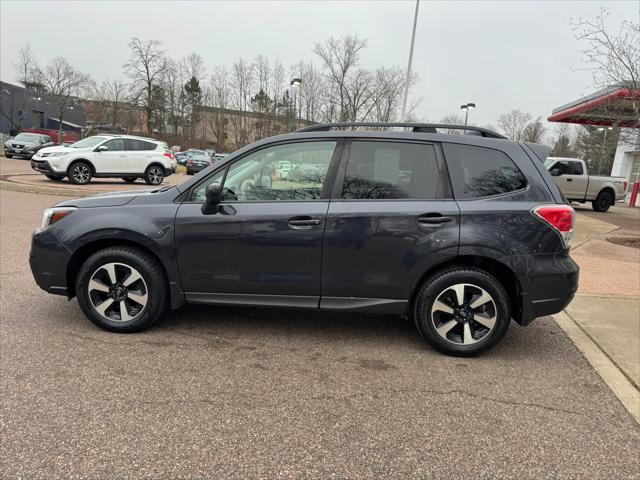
top-left (96, 145), bottom-right (108, 152)
top-left (550, 168), bottom-right (561, 177)
top-left (201, 183), bottom-right (221, 215)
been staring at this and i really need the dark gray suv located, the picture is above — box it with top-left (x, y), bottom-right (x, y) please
top-left (29, 123), bottom-right (579, 356)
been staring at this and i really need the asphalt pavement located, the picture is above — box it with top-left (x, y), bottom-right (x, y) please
top-left (1, 188), bottom-right (639, 479)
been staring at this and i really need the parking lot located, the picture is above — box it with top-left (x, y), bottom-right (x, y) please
top-left (1, 183), bottom-right (639, 478)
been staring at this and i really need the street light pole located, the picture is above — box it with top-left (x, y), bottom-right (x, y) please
top-left (597, 126), bottom-right (613, 175)
top-left (400, 0), bottom-right (420, 122)
top-left (460, 102), bottom-right (476, 126)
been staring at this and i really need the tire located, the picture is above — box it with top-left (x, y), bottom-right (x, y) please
top-left (413, 267), bottom-right (511, 357)
top-left (122, 177), bottom-right (137, 183)
top-left (75, 246), bottom-right (168, 333)
top-left (144, 165), bottom-right (164, 185)
top-left (5, 153), bottom-right (12, 158)
top-left (67, 161), bottom-right (92, 185)
top-left (592, 190), bottom-right (613, 212)
top-left (45, 174), bottom-right (63, 181)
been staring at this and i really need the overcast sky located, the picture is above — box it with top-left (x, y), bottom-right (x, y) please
top-left (1, 0), bottom-right (637, 130)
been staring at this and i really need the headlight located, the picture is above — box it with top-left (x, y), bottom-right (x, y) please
top-left (38, 207), bottom-right (77, 231)
top-left (42, 152), bottom-right (67, 158)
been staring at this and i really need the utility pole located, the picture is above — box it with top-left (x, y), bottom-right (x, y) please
top-left (400, 0), bottom-right (420, 122)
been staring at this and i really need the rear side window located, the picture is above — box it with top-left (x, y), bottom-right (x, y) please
top-left (443, 144), bottom-right (526, 199)
top-left (125, 139), bottom-right (157, 151)
top-left (341, 141), bottom-right (449, 200)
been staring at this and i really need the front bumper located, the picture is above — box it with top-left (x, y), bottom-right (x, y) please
top-left (519, 253), bottom-right (579, 325)
top-left (29, 229), bottom-right (71, 296)
top-left (6, 146), bottom-right (36, 157)
top-left (31, 159), bottom-right (62, 174)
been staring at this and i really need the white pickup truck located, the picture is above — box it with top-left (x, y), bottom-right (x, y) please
top-left (544, 157), bottom-right (626, 212)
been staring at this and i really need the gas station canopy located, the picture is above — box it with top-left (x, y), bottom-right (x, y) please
top-left (548, 83), bottom-right (640, 128)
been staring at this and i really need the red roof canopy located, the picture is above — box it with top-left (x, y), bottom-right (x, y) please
top-left (548, 86), bottom-right (640, 128)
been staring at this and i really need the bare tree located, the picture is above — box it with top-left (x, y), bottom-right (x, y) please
top-left (35, 57), bottom-right (90, 143)
top-left (551, 123), bottom-right (578, 157)
top-left (440, 114), bottom-right (466, 134)
top-left (366, 66), bottom-right (410, 122)
top-left (522, 117), bottom-right (547, 143)
top-left (89, 78), bottom-right (127, 131)
top-left (497, 109), bottom-right (533, 141)
top-left (314, 35), bottom-right (367, 121)
top-left (572, 9), bottom-right (639, 145)
top-left (5, 44), bottom-right (39, 131)
top-left (124, 38), bottom-right (166, 134)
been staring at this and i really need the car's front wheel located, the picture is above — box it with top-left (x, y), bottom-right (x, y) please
top-left (413, 267), bottom-right (510, 356)
top-left (75, 247), bottom-right (168, 333)
top-left (144, 165), bottom-right (164, 185)
top-left (67, 162), bottom-right (92, 185)
top-left (5, 153), bottom-right (12, 158)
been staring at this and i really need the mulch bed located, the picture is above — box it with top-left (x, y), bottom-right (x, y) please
top-left (606, 237), bottom-right (640, 249)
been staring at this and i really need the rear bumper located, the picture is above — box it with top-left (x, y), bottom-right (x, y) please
top-left (518, 253), bottom-right (579, 325)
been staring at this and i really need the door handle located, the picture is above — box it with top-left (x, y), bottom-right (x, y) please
top-left (417, 215), bottom-right (453, 225)
top-left (566, 178), bottom-right (573, 182)
top-left (288, 216), bottom-right (322, 229)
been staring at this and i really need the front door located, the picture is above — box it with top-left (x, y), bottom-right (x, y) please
top-left (321, 139), bottom-right (460, 312)
top-left (175, 140), bottom-right (342, 308)
top-left (95, 138), bottom-right (126, 173)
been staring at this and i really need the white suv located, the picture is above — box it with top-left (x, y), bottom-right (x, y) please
top-left (31, 135), bottom-right (177, 185)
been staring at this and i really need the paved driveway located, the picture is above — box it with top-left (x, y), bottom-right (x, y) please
top-left (1, 188), bottom-right (639, 478)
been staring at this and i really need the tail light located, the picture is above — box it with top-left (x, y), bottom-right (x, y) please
top-left (532, 204), bottom-right (575, 248)
top-left (163, 150), bottom-right (174, 159)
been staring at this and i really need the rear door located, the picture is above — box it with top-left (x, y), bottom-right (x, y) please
top-left (320, 139), bottom-right (460, 312)
top-left (124, 139), bottom-right (157, 173)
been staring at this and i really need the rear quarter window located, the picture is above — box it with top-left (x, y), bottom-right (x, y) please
top-left (442, 143), bottom-right (527, 199)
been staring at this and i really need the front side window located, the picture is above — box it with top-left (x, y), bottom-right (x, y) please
top-left (190, 169), bottom-right (225, 203)
top-left (443, 144), bottom-right (527, 199)
top-left (103, 139), bottom-right (124, 151)
top-left (220, 141), bottom-right (337, 202)
top-left (341, 141), bottom-right (448, 200)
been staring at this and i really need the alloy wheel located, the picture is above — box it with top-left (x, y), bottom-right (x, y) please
top-left (87, 262), bottom-right (148, 322)
top-left (147, 167), bottom-right (163, 185)
top-left (430, 283), bottom-right (497, 345)
top-left (72, 165), bottom-right (91, 184)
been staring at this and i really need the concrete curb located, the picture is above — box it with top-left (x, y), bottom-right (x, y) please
top-left (0, 179), bottom-right (101, 197)
top-left (554, 310), bottom-right (640, 424)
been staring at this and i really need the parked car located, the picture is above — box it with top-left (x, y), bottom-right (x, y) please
top-left (30, 134), bottom-right (177, 185)
top-left (29, 122), bottom-right (578, 356)
top-left (186, 153), bottom-right (212, 175)
top-left (213, 153), bottom-right (227, 163)
top-left (544, 157), bottom-right (626, 212)
top-left (4, 133), bottom-right (55, 159)
top-left (22, 128), bottom-right (78, 145)
top-left (174, 151), bottom-right (189, 165)
top-left (205, 149), bottom-right (217, 158)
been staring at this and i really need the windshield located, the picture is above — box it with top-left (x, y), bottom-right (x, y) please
top-left (14, 133), bottom-right (38, 142)
top-left (543, 158), bottom-right (555, 168)
top-left (70, 136), bottom-right (107, 149)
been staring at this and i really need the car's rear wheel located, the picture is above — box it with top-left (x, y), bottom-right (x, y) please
top-left (45, 174), bottom-right (64, 181)
top-left (122, 177), bottom-right (137, 183)
top-left (592, 190), bottom-right (613, 212)
top-left (413, 267), bottom-right (510, 356)
top-left (67, 162), bottom-right (92, 185)
top-left (75, 246), bottom-right (168, 333)
top-left (144, 165), bottom-right (164, 185)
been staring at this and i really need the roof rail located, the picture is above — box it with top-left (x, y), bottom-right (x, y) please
top-left (297, 122), bottom-right (507, 139)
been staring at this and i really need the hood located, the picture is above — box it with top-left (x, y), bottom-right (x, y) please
top-left (56, 188), bottom-right (159, 208)
top-left (38, 145), bottom-right (74, 155)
